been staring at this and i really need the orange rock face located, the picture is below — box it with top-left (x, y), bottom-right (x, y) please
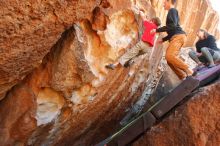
top-left (0, 84), bottom-right (37, 145)
top-left (0, 0), bottom-right (97, 99)
top-left (0, 0), bottom-right (219, 146)
top-left (133, 81), bottom-right (220, 146)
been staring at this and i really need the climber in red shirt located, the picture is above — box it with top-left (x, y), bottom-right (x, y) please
top-left (141, 20), bottom-right (159, 46)
top-left (105, 10), bottom-right (162, 70)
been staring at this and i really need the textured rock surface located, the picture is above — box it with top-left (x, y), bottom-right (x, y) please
top-left (0, 0), bottom-right (219, 100)
top-left (0, 0), bottom-right (98, 99)
top-left (0, 83), bottom-right (37, 145)
top-left (0, 0), bottom-right (219, 146)
top-left (133, 80), bottom-right (220, 146)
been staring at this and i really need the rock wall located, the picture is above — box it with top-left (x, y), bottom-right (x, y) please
top-left (0, 0), bottom-right (98, 99)
top-left (0, 0), bottom-right (219, 146)
top-left (133, 80), bottom-right (220, 146)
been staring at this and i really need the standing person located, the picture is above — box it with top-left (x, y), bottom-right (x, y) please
top-left (151, 0), bottom-right (193, 80)
top-left (189, 29), bottom-right (220, 68)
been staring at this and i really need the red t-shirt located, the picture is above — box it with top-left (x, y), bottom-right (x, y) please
top-left (141, 21), bottom-right (157, 46)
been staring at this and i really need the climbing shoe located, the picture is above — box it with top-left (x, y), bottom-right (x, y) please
top-left (105, 64), bottom-right (115, 70)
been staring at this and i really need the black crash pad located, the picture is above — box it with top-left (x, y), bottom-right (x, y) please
top-left (151, 76), bottom-right (200, 119)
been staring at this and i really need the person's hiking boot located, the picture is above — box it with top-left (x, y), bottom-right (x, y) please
top-left (183, 69), bottom-right (197, 78)
top-left (124, 61), bottom-right (130, 68)
top-left (182, 71), bottom-right (197, 80)
top-left (105, 64), bottom-right (115, 70)
top-left (208, 64), bottom-right (216, 68)
top-left (185, 68), bottom-right (194, 77)
top-left (124, 60), bottom-right (134, 68)
top-left (192, 71), bottom-right (197, 76)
